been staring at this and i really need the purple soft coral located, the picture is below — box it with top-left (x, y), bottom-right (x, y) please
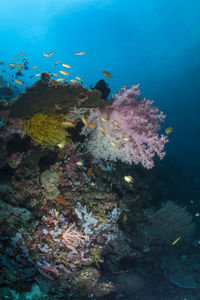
top-left (82, 84), bottom-right (168, 169)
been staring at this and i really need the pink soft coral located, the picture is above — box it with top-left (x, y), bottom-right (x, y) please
top-left (81, 84), bottom-right (168, 169)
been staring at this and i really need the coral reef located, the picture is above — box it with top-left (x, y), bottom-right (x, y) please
top-left (0, 78), bottom-right (198, 299)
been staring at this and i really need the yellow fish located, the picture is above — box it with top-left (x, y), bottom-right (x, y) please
top-left (123, 136), bottom-right (130, 141)
top-left (172, 237), bottom-right (181, 245)
top-left (55, 60), bottom-right (61, 65)
top-left (56, 78), bottom-right (65, 82)
top-left (111, 141), bottom-right (119, 148)
top-left (62, 64), bottom-right (72, 69)
top-left (82, 117), bottom-right (89, 126)
top-left (70, 79), bottom-right (78, 83)
top-left (57, 141), bottom-right (66, 149)
top-left (62, 120), bottom-right (75, 127)
top-left (0, 62), bottom-right (5, 65)
top-left (123, 214), bottom-right (128, 222)
top-left (124, 176), bottom-right (134, 183)
top-left (101, 116), bottom-right (108, 122)
top-left (8, 63), bottom-right (16, 67)
top-left (75, 76), bottom-right (82, 81)
top-left (113, 120), bottom-right (120, 126)
top-left (43, 53), bottom-right (53, 58)
top-left (76, 161), bottom-right (84, 166)
top-left (75, 51), bottom-right (86, 56)
top-left (32, 66), bottom-right (38, 70)
top-left (102, 71), bottom-right (113, 78)
top-left (165, 126), bottom-right (173, 135)
top-left (52, 73), bottom-right (59, 77)
top-left (99, 126), bottom-right (106, 134)
top-left (13, 57), bottom-right (19, 60)
top-left (59, 70), bottom-right (69, 76)
top-left (35, 73), bottom-right (41, 77)
top-left (16, 64), bottom-right (23, 68)
top-left (15, 79), bottom-right (23, 85)
top-left (88, 123), bottom-right (97, 128)
top-left (18, 53), bottom-right (25, 56)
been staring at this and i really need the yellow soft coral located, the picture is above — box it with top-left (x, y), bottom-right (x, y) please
top-left (22, 113), bottom-right (73, 149)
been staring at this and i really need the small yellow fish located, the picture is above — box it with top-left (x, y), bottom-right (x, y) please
top-left (57, 141), bottom-right (66, 149)
top-left (101, 116), bottom-right (108, 122)
top-left (32, 66), bottom-right (38, 70)
top-left (43, 53), bottom-right (53, 58)
top-left (124, 175), bottom-right (134, 183)
top-left (88, 123), bottom-right (97, 128)
top-left (165, 126), bottom-right (173, 135)
top-left (55, 60), bottom-right (61, 65)
top-left (62, 64), bottom-right (72, 69)
top-left (113, 120), bottom-right (119, 126)
top-left (76, 161), bottom-right (84, 166)
top-left (123, 136), bottom-right (130, 141)
top-left (70, 79), bottom-right (78, 83)
top-left (13, 57), bottom-right (19, 60)
top-left (18, 53), bottom-right (25, 56)
top-left (35, 73), bottom-right (41, 77)
top-left (56, 78), bottom-right (65, 82)
top-left (75, 51), bottom-right (86, 56)
top-left (75, 76), bottom-right (82, 81)
top-left (16, 64), bottom-right (23, 68)
top-left (52, 73), bottom-right (59, 77)
top-left (123, 214), bottom-right (128, 222)
top-left (8, 63), bottom-right (16, 67)
top-left (111, 141), bottom-right (119, 148)
top-left (82, 117), bottom-right (89, 126)
top-left (7, 83), bottom-right (11, 88)
top-left (195, 213), bottom-right (200, 217)
top-left (102, 71), bottom-right (113, 78)
top-left (172, 237), bottom-right (181, 245)
top-left (15, 79), bottom-right (23, 85)
top-left (59, 70), bottom-right (69, 76)
top-left (99, 126), bottom-right (106, 134)
top-left (0, 62), bottom-right (4, 65)
top-left (62, 120), bottom-right (75, 127)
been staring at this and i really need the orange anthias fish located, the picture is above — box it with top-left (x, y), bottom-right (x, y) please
top-left (86, 167), bottom-right (92, 177)
top-left (15, 79), bottom-right (23, 85)
top-left (102, 71), bottom-right (113, 78)
top-left (18, 53), bottom-right (25, 56)
top-left (75, 51), bottom-right (86, 56)
top-left (75, 76), bottom-right (82, 81)
top-left (43, 52), bottom-right (54, 58)
top-left (59, 70), bottom-right (69, 76)
top-left (62, 64), bottom-right (72, 69)
top-left (55, 60), bottom-right (61, 65)
top-left (62, 120), bottom-right (75, 127)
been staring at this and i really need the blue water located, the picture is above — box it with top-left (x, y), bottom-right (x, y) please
top-left (1, 0), bottom-right (200, 299)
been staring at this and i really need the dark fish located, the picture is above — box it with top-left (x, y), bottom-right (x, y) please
top-left (91, 79), bottom-right (110, 100)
